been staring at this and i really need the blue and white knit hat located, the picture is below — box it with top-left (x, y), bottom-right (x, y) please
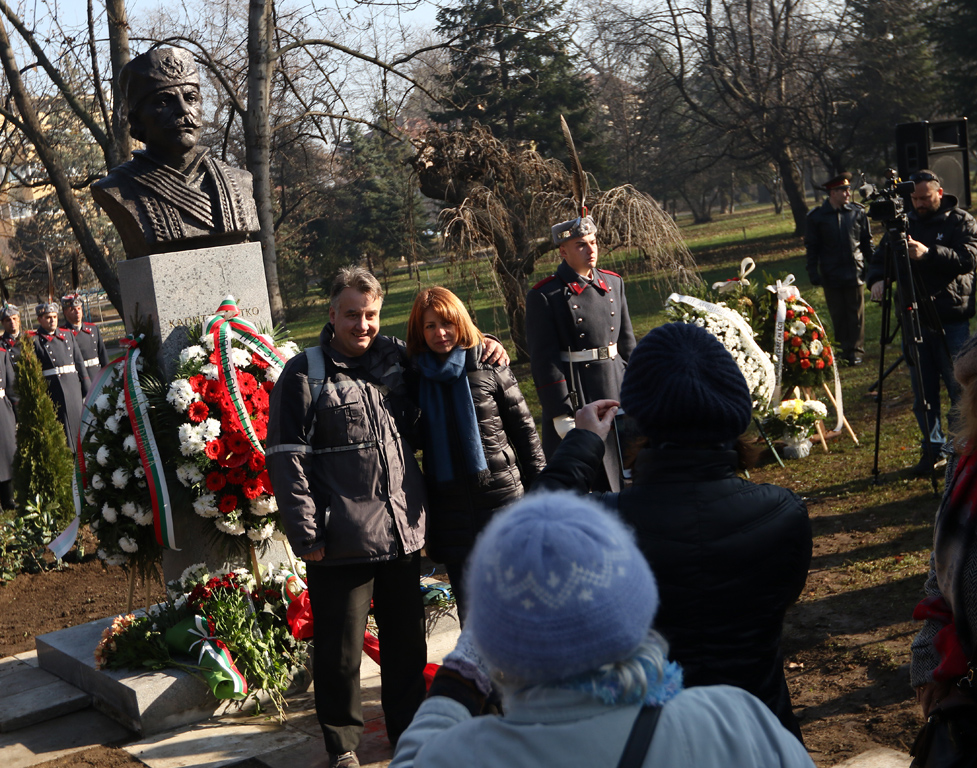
top-left (466, 490), bottom-right (658, 684)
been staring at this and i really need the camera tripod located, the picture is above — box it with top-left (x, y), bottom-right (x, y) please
top-left (871, 214), bottom-right (950, 492)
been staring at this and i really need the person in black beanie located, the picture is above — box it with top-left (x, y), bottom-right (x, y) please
top-left (534, 321), bottom-right (813, 742)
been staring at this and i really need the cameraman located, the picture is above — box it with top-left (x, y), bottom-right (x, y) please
top-left (867, 170), bottom-right (977, 475)
top-left (805, 172), bottom-right (873, 366)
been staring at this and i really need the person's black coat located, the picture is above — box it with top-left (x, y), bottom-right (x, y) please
top-left (420, 345), bottom-right (545, 564)
top-left (535, 429), bottom-right (812, 739)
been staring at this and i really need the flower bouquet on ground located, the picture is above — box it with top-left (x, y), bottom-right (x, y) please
top-left (763, 397), bottom-right (829, 459)
top-left (775, 304), bottom-right (835, 391)
top-left (94, 561), bottom-right (309, 718)
top-left (165, 320), bottom-right (298, 550)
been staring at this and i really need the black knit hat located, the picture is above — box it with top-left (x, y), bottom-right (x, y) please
top-left (620, 322), bottom-right (753, 443)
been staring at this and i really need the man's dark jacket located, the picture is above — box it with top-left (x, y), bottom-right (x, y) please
top-left (805, 199), bottom-right (872, 286)
top-left (534, 429), bottom-right (812, 740)
top-left (866, 194), bottom-right (977, 325)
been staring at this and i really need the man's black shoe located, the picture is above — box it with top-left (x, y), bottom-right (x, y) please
top-left (913, 454), bottom-right (948, 476)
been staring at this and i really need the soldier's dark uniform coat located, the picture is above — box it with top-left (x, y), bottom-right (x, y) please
top-left (526, 259), bottom-right (636, 490)
top-left (1, 332), bottom-right (23, 368)
top-left (60, 321), bottom-right (109, 379)
top-left (30, 328), bottom-right (90, 450)
top-left (0, 350), bottom-right (15, 482)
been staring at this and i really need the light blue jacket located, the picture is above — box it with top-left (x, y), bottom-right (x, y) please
top-left (391, 684), bottom-right (813, 768)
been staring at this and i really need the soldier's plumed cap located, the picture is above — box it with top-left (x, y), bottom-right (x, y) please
top-left (821, 172), bottom-right (852, 191)
top-left (551, 215), bottom-right (598, 246)
top-left (61, 293), bottom-right (83, 308)
top-left (0, 303), bottom-right (19, 319)
top-left (120, 48), bottom-right (199, 113)
top-left (35, 301), bottom-right (59, 317)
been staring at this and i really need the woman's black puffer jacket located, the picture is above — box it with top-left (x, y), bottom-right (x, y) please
top-left (535, 429), bottom-right (812, 741)
top-left (421, 344), bottom-right (545, 563)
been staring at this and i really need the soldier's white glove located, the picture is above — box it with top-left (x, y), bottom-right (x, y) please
top-left (553, 415), bottom-right (576, 439)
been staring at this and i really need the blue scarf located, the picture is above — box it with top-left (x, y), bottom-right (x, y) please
top-left (416, 347), bottom-right (488, 483)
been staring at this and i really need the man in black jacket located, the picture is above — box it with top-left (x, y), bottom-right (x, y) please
top-left (805, 172), bottom-right (873, 365)
top-left (867, 169), bottom-right (977, 475)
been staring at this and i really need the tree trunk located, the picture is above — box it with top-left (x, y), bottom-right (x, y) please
top-left (775, 149), bottom-right (808, 236)
top-left (105, 0), bottom-right (131, 170)
top-left (246, 0), bottom-right (285, 326)
top-left (0, 17), bottom-right (122, 311)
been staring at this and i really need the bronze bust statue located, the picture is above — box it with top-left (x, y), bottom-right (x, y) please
top-left (92, 48), bottom-right (260, 259)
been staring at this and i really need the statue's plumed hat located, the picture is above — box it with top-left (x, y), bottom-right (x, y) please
top-left (120, 48), bottom-right (199, 113)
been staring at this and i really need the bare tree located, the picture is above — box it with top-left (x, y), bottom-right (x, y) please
top-left (413, 124), bottom-right (697, 359)
top-left (595, 0), bottom-right (850, 235)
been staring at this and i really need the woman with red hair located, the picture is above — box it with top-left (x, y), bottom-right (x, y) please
top-left (406, 287), bottom-right (544, 620)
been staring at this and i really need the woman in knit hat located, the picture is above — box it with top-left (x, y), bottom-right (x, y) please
top-left (406, 287), bottom-right (545, 620)
top-left (534, 321), bottom-right (812, 741)
top-left (910, 335), bottom-right (977, 726)
top-left (389, 491), bottom-right (814, 768)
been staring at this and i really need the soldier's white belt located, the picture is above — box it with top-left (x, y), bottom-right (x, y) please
top-left (0, 388), bottom-right (4, 398)
top-left (561, 343), bottom-right (618, 363)
top-left (42, 365), bottom-right (76, 376)
top-left (84, 358), bottom-right (100, 367)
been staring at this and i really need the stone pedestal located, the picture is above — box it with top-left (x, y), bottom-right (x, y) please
top-left (116, 242), bottom-right (272, 379)
top-left (116, 241), bottom-right (288, 583)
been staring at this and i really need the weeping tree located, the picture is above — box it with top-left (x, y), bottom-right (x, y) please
top-left (412, 124), bottom-right (698, 360)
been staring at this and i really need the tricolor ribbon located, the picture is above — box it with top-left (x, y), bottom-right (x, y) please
top-left (203, 296), bottom-right (287, 456)
top-left (52, 353), bottom-right (126, 559)
top-left (711, 257), bottom-right (756, 294)
top-left (165, 615), bottom-right (248, 700)
top-left (765, 278), bottom-right (845, 433)
top-left (120, 337), bottom-right (177, 549)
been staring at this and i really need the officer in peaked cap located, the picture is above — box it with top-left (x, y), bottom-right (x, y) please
top-left (32, 301), bottom-right (90, 451)
top-left (60, 293), bottom-right (109, 379)
top-left (525, 211), bottom-right (636, 492)
top-left (805, 171), bottom-right (873, 366)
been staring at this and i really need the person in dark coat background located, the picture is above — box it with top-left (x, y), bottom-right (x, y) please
top-left (805, 172), bottom-right (873, 365)
top-left (0, 347), bottom-right (15, 510)
top-left (1, 302), bottom-right (24, 369)
top-left (525, 210), bottom-right (635, 491)
top-left (31, 301), bottom-right (90, 451)
top-left (60, 293), bottom-right (109, 378)
top-left (406, 287), bottom-right (545, 620)
top-left (535, 321), bottom-right (812, 741)
top-left (867, 169), bottom-right (977, 475)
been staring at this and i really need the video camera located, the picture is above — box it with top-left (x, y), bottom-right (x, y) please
top-left (857, 169), bottom-right (916, 222)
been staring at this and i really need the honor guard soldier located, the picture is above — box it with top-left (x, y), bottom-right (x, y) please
top-left (526, 213), bottom-right (635, 491)
top-left (31, 301), bottom-right (90, 450)
top-left (60, 292), bottom-right (109, 378)
top-left (1, 302), bottom-right (23, 368)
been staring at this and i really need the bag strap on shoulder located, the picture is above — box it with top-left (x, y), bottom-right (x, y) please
top-left (616, 704), bottom-right (663, 768)
top-left (305, 345), bottom-right (327, 443)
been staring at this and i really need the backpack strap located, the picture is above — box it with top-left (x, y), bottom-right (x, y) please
top-left (616, 704), bottom-right (663, 768)
top-left (305, 345), bottom-right (327, 443)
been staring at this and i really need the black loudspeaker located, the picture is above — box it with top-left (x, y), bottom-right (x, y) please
top-left (896, 119), bottom-right (971, 209)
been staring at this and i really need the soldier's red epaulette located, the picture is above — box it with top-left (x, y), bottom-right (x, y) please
top-left (531, 274), bottom-right (558, 291)
top-left (597, 268), bottom-right (622, 278)
top-left (25, 330), bottom-right (37, 337)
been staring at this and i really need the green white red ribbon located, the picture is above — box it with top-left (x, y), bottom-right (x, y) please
top-left (204, 295), bottom-right (287, 455)
top-left (52, 352), bottom-right (126, 560)
top-left (120, 336), bottom-right (177, 550)
top-left (165, 615), bottom-right (248, 700)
